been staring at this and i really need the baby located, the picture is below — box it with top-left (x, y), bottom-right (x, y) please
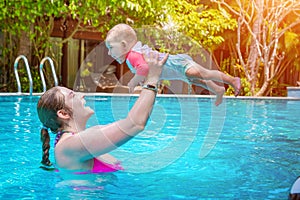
top-left (105, 23), bottom-right (241, 106)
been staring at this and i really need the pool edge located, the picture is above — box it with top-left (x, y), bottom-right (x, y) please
top-left (1, 92), bottom-right (300, 101)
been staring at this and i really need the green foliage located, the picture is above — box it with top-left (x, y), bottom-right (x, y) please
top-left (0, 0), bottom-right (170, 92)
top-left (14, 64), bottom-right (42, 93)
top-left (284, 31), bottom-right (299, 50)
top-left (167, 0), bottom-right (237, 49)
top-left (0, 0), bottom-right (66, 92)
top-left (282, 30), bottom-right (300, 71)
top-left (221, 58), bottom-right (252, 96)
top-left (135, 25), bottom-right (205, 57)
top-left (0, 0), bottom-right (238, 92)
top-left (226, 77), bottom-right (252, 96)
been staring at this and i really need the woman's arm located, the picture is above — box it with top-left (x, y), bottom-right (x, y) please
top-left (63, 52), bottom-right (168, 161)
top-left (97, 153), bottom-right (120, 164)
top-left (127, 74), bottom-right (146, 93)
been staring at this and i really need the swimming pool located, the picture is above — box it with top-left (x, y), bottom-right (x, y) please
top-left (1, 94), bottom-right (300, 199)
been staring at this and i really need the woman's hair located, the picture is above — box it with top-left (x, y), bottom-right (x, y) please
top-left (106, 23), bottom-right (137, 45)
top-left (37, 86), bottom-right (72, 167)
top-left (289, 193), bottom-right (300, 200)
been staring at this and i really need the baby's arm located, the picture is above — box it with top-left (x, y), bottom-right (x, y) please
top-left (128, 75), bottom-right (146, 93)
top-left (126, 51), bottom-right (149, 92)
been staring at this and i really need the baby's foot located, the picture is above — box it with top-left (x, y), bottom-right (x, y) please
top-left (215, 87), bottom-right (225, 106)
top-left (233, 77), bottom-right (241, 97)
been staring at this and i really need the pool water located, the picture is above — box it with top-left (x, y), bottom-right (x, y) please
top-left (0, 95), bottom-right (300, 199)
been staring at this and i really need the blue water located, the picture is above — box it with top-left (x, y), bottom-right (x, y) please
top-left (0, 95), bottom-right (300, 199)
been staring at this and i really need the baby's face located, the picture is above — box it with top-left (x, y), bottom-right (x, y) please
top-left (105, 37), bottom-right (129, 64)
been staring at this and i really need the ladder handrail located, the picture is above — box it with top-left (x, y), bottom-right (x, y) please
top-left (39, 57), bottom-right (58, 92)
top-left (14, 55), bottom-right (33, 95)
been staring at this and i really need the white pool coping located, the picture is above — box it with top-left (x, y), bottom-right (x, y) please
top-left (0, 92), bottom-right (300, 100)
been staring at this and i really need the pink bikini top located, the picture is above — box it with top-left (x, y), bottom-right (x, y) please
top-left (55, 130), bottom-right (123, 173)
top-left (91, 158), bottom-right (123, 173)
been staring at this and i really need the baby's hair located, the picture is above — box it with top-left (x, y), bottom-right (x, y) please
top-left (106, 23), bottom-right (137, 44)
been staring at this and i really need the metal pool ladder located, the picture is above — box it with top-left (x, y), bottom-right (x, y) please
top-left (14, 55), bottom-right (33, 95)
top-left (39, 56), bottom-right (58, 92)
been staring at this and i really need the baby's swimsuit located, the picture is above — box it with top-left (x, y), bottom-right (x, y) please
top-left (125, 41), bottom-right (196, 83)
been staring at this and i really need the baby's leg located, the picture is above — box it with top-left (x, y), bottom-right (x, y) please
top-left (190, 79), bottom-right (225, 106)
top-left (185, 63), bottom-right (241, 96)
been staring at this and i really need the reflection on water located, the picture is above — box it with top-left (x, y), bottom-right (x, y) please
top-left (55, 172), bottom-right (118, 198)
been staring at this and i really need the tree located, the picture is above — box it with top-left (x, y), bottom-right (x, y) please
top-left (213, 0), bottom-right (300, 96)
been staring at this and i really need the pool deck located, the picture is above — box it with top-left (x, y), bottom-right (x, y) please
top-left (1, 92), bottom-right (300, 101)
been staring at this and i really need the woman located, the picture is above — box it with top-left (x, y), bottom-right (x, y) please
top-left (37, 52), bottom-right (168, 173)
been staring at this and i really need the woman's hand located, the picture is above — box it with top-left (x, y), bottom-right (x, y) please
top-left (143, 52), bottom-right (169, 84)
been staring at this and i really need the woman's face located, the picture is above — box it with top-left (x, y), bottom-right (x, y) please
top-left (58, 87), bottom-right (94, 121)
